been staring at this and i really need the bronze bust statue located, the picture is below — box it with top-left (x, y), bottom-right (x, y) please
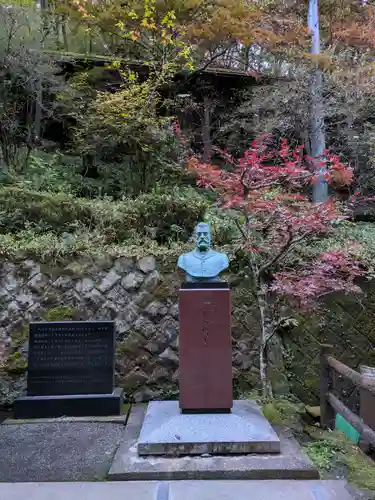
top-left (177, 222), bottom-right (229, 282)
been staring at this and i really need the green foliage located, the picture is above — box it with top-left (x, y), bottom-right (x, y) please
top-left (0, 185), bottom-right (207, 260)
top-left (346, 454), bottom-right (375, 495)
top-left (204, 206), bottom-right (239, 245)
top-left (0, 184), bottom-right (206, 236)
top-left (0, 187), bottom-right (92, 233)
top-left (124, 186), bottom-right (208, 241)
top-left (305, 438), bottom-right (343, 471)
top-left (0, 3), bottom-right (67, 170)
top-left (74, 80), bottom-right (169, 157)
top-left (18, 153), bottom-right (83, 195)
top-left (71, 79), bottom-right (186, 195)
top-left (14, 151), bottom-right (113, 199)
top-left (41, 306), bottom-right (75, 322)
top-left (13, 149), bottom-right (192, 200)
top-left (83, 186), bottom-right (208, 244)
top-left (262, 398), bottom-right (304, 426)
top-left (0, 227), bottom-right (190, 263)
top-left (2, 352), bottom-right (27, 375)
top-left (305, 430), bottom-right (375, 496)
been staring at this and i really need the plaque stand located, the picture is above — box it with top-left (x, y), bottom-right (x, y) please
top-left (13, 321), bottom-right (124, 419)
top-left (14, 388), bottom-right (124, 419)
top-left (179, 282), bottom-right (233, 412)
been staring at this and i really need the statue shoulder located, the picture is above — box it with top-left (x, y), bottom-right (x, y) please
top-left (177, 254), bottom-right (185, 267)
top-left (210, 250), bottom-right (229, 271)
top-left (178, 252), bottom-right (193, 270)
top-left (211, 250), bottom-right (229, 263)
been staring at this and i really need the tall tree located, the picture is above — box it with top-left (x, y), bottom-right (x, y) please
top-left (186, 135), bottom-right (362, 398)
top-left (0, 1), bottom-right (64, 170)
top-left (308, 0), bottom-right (328, 203)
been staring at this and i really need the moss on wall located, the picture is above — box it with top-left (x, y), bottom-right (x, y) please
top-left (3, 352), bottom-right (27, 375)
top-left (41, 306), bottom-right (75, 322)
top-left (283, 282), bottom-right (375, 404)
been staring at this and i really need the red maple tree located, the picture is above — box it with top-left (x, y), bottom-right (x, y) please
top-left (185, 135), bottom-right (364, 398)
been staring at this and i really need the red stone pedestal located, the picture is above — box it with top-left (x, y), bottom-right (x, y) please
top-left (179, 285), bottom-right (232, 412)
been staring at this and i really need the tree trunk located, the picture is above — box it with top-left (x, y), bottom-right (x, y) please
top-left (256, 280), bottom-right (290, 400)
top-left (202, 96), bottom-right (212, 163)
top-left (256, 286), bottom-right (274, 400)
top-left (309, 67), bottom-right (327, 202)
top-left (308, 0), bottom-right (328, 203)
top-left (61, 15), bottom-right (68, 51)
top-left (35, 0), bottom-right (49, 140)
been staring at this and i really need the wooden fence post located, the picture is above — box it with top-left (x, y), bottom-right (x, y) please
top-left (320, 344), bottom-right (335, 429)
top-left (359, 365), bottom-right (375, 453)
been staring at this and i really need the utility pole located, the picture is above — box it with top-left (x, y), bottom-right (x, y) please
top-left (308, 0), bottom-right (328, 203)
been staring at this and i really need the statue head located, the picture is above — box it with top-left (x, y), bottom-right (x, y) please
top-left (195, 222), bottom-right (211, 252)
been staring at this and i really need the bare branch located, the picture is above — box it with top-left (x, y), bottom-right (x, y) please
top-left (257, 229), bottom-right (310, 277)
top-left (193, 42), bottom-right (238, 75)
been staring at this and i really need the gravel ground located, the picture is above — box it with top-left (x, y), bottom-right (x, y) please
top-left (0, 422), bottom-right (125, 482)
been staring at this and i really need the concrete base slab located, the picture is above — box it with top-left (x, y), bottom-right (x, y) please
top-left (108, 404), bottom-right (319, 480)
top-left (0, 422), bottom-right (125, 482)
top-left (138, 400), bottom-right (280, 456)
top-left (0, 480), bottom-right (355, 500)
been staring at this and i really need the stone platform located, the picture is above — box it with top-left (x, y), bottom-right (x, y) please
top-left (108, 404), bottom-right (319, 480)
top-left (138, 400), bottom-right (280, 456)
top-left (0, 480), bottom-right (355, 500)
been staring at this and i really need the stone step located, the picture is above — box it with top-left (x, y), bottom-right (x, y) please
top-left (0, 480), bottom-right (354, 500)
top-left (108, 404), bottom-right (319, 480)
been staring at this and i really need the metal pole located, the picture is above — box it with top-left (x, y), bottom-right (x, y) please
top-left (308, 0), bottom-right (328, 203)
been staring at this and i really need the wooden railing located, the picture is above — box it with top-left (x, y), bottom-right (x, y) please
top-left (320, 344), bottom-right (375, 447)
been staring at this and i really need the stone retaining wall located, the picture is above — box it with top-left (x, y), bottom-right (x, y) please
top-left (0, 256), bottom-right (258, 405)
top-left (1, 256), bottom-right (374, 407)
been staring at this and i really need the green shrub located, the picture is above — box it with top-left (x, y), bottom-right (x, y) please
top-left (19, 153), bottom-right (84, 196)
top-left (72, 79), bottom-right (187, 197)
top-left (0, 228), bottom-right (193, 262)
top-left (0, 185), bottom-right (209, 258)
top-left (121, 187), bottom-right (209, 243)
top-left (205, 206), bottom-right (239, 245)
top-left (85, 186), bottom-right (208, 243)
top-left (20, 151), bottom-right (194, 200)
top-left (305, 429), bottom-right (375, 495)
top-left (0, 187), bottom-right (93, 233)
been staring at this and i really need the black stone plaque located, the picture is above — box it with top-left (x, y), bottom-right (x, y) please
top-left (27, 321), bottom-right (115, 396)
